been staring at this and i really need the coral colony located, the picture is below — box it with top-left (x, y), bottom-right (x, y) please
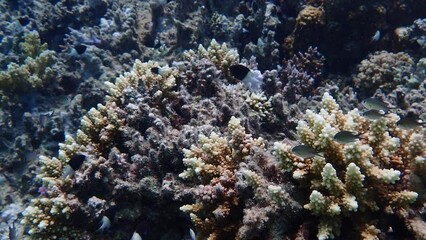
top-left (0, 1), bottom-right (425, 240)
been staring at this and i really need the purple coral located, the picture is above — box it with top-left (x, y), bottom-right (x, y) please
top-left (264, 46), bottom-right (324, 103)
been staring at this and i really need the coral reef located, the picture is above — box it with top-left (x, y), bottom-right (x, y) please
top-left (1, 1), bottom-right (425, 239)
top-left (180, 116), bottom-right (300, 240)
top-left (284, 1), bottom-right (426, 71)
top-left (274, 92), bottom-right (426, 239)
top-left (20, 40), bottom-right (302, 239)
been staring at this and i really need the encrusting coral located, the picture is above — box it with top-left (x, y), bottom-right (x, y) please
top-left (274, 92), bottom-right (426, 239)
top-left (353, 51), bottom-right (414, 95)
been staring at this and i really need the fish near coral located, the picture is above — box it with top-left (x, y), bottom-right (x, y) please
top-left (291, 145), bottom-right (321, 159)
top-left (396, 116), bottom-right (426, 130)
top-left (74, 44), bottom-right (87, 54)
top-left (97, 216), bottom-right (111, 233)
top-left (362, 97), bottom-right (390, 112)
top-left (370, 30), bottom-right (381, 42)
top-left (130, 231), bottom-right (142, 240)
top-left (229, 64), bottom-right (263, 91)
top-left (189, 228), bottom-right (196, 240)
top-left (62, 153), bottom-right (86, 179)
top-left (333, 131), bottom-right (363, 144)
top-left (362, 109), bottom-right (386, 120)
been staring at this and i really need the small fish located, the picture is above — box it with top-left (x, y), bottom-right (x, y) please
top-left (9, 222), bottom-right (16, 240)
top-left (362, 98), bottom-right (390, 112)
top-left (371, 30), bottom-right (380, 42)
top-left (362, 109), bottom-right (386, 120)
top-left (229, 64), bottom-right (262, 91)
top-left (417, 36), bottom-right (426, 48)
top-left (396, 116), bottom-right (426, 130)
top-left (18, 16), bottom-right (30, 26)
top-left (190, 228), bottom-right (196, 240)
top-left (85, 37), bottom-right (102, 46)
top-left (39, 112), bottom-right (51, 128)
top-left (334, 131), bottom-right (362, 144)
top-left (62, 154), bottom-right (86, 179)
top-left (75, 44), bottom-right (87, 54)
top-left (230, 64), bottom-right (251, 80)
top-left (130, 231), bottom-right (142, 240)
top-left (97, 216), bottom-right (111, 233)
top-left (68, 154), bottom-right (86, 171)
top-left (151, 67), bottom-right (161, 75)
top-left (291, 145), bottom-right (319, 159)
top-left (3, 173), bottom-right (18, 187)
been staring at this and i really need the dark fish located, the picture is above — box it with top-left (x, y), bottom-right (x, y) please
top-left (230, 64), bottom-right (250, 80)
top-left (68, 154), bottom-right (86, 171)
top-left (362, 109), bottom-right (386, 120)
top-left (396, 116), bottom-right (426, 130)
top-left (52, 130), bottom-right (65, 142)
top-left (334, 131), bottom-right (362, 144)
top-left (362, 98), bottom-right (390, 112)
top-left (39, 111), bottom-right (55, 128)
top-left (291, 145), bottom-right (318, 159)
top-left (75, 44), bottom-right (87, 54)
top-left (229, 64), bottom-right (263, 91)
top-left (3, 173), bottom-right (18, 188)
top-left (9, 222), bottom-right (16, 240)
top-left (151, 67), bottom-right (160, 74)
top-left (18, 16), bottom-right (30, 26)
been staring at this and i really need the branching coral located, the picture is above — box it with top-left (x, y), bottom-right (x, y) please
top-left (105, 60), bottom-right (178, 101)
top-left (180, 116), bottom-right (300, 240)
top-left (184, 39), bottom-right (239, 75)
top-left (265, 46), bottom-right (324, 103)
top-left (244, 91), bottom-right (272, 120)
top-left (21, 39), bottom-right (294, 239)
top-left (0, 31), bottom-right (57, 93)
top-left (274, 92), bottom-right (426, 239)
top-left (21, 195), bottom-right (84, 239)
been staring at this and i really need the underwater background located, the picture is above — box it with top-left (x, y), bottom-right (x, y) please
top-left (1, 0), bottom-right (426, 239)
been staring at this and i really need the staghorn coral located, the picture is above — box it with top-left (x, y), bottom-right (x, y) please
top-left (180, 116), bottom-right (300, 240)
top-left (274, 92), bottom-right (426, 239)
